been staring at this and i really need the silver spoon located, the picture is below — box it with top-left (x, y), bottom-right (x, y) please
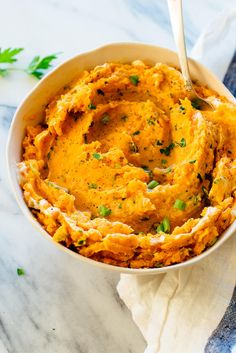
top-left (167, 0), bottom-right (213, 110)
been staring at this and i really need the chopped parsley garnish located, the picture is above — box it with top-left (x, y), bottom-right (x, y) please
top-left (174, 199), bottom-right (186, 210)
top-left (161, 159), bottom-right (167, 165)
top-left (132, 130), bottom-right (140, 136)
top-left (97, 89), bottom-right (105, 96)
top-left (92, 152), bottom-right (102, 160)
top-left (156, 140), bottom-right (163, 146)
top-left (189, 160), bottom-right (196, 164)
top-left (147, 180), bottom-right (159, 189)
top-left (165, 167), bottom-right (172, 173)
top-left (88, 103), bottom-right (96, 110)
top-left (154, 262), bottom-right (163, 268)
top-left (191, 98), bottom-right (202, 110)
top-left (101, 113), bottom-right (110, 124)
top-left (179, 105), bottom-right (185, 112)
top-left (129, 75), bottom-right (139, 86)
top-left (77, 239), bottom-right (86, 246)
top-left (118, 203), bottom-right (122, 209)
top-left (147, 118), bottom-right (155, 125)
top-left (17, 268), bottom-right (25, 276)
top-left (197, 173), bottom-right (203, 182)
top-left (88, 183), bottom-right (97, 189)
top-left (129, 142), bottom-right (139, 153)
top-left (157, 217), bottom-right (170, 233)
top-left (160, 142), bottom-right (175, 156)
top-left (98, 205), bottom-right (111, 217)
top-left (179, 138), bottom-right (186, 147)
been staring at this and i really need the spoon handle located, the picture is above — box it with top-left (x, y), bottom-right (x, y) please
top-left (167, 0), bottom-right (193, 91)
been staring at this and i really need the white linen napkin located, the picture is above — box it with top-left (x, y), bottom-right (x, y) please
top-left (117, 7), bottom-right (236, 353)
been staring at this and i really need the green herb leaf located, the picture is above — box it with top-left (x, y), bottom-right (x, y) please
top-left (17, 268), bottom-right (25, 276)
top-left (174, 199), bottom-right (186, 210)
top-left (101, 113), bottom-right (110, 124)
top-left (161, 159), bottom-right (167, 165)
top-left (26, 53), bottom-right (59, 79)
top-left (132, 130), bottom-right (140, 136)
top-left (165, 167), bottom-right (172, 173)
top-left (160, 142), bottom-right (175, 156)
top-left (189, 160), bottom-right (196, 164)
top-left (147, 118), bottom-right (155, 125)
top-left (98, 205), bottom-right (111, 217)
top-left (191, 98), bottom-right (202, 110)
top-left (92, 152), bottom-right (102, 160)
top-left (157, 217), bottom-right (170, 233)
top-left (129, 142), bottom-right (139, 153)
top-left (129, 75), bottom-right (139, 86)
top-left (179, 105), bottom-right (185, 112)
top-left (147, 180), bottom-right (159, 189)
top-left (88, 183), bottom-right (97, 189)
top-left (156, 140), bottom-right (163, 146)
top-left (88, 103), bottom-right (96, 110)
top-left (77, 239), bottom-right (86, 246)
top-left (179, 138), bottom-right (186, 147)
top-left (0, 47), bottom-right (24, 63)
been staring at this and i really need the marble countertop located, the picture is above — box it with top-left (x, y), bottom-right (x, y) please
top-left (0, 0), bottom-right (235, 352)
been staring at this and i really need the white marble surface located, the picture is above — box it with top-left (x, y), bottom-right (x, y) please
top-left (0, 0), bottom-right (235, 352)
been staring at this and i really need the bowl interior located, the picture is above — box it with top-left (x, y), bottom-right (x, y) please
top-left (7, 42), bottom-right (236, 275)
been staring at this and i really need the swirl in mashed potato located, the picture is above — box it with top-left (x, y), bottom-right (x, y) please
top-left (18, 61), bottom-right (236, 268)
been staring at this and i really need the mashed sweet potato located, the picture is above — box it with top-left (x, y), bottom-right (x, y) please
top-left (18, 61), bottom-right (236, 268)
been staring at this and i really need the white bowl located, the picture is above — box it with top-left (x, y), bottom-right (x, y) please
top-left (7, 42), bottom-right (236, 275)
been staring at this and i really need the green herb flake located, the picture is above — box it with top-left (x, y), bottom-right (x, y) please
top-left (157, 217), bottom-right (170, 233)
top-left (160, 142), bottom-right (175, 156)
top-left (179, 138), bottom-right (186, 147)
top-left (165, 167), bottom-right (172, 173)
top-left (129, 142), bottom-right (139, 153)
top-left (92, 152), bottom-right (102, 160)
top-left (129, 75), bottom-right (139, 86)
top-left (179, 105), bottom-right (185, 112)
top-left (17, 268), bottom-right (25, 276)
top-left (189, 160), bottom-right (196, 164)
top-left (132, 130), bottom-right (140, 136)
top-left (174, 199), bottom-right (186, 211)
top-left (147, 118), bottom-right (155, 125)
top-left (118, 203), bottom-right (122, 209)
top-left (191, 98), bottom-right (202, 110)
top-left (88, 103), bottom-right (96, 110)
top-left (147, 180), bottom-right (159, 189)
top-left (154, 262), bottom-right (163, 268)
top-left (121, 115), bottom-right (128, 121)
top-left (0, 47), bottom-right (24, 63)
top-left (161, 159), bottom-right (167, 165)
top-left (26, 53), bottom-right (59, 79)
top-left (88, 183), bottom-right (97, 189)
top-left (77, 239), bottom-right (86, 246)
top-left (98, 205), bottom-right (112, 217)
top-left (101, 113), bottom-right (110, 124)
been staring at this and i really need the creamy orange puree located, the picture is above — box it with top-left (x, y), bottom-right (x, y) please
top-left (18, 61), bottom-right (236, 268)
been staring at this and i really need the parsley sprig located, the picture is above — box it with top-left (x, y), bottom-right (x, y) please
top-left (26, 53), bottom-right (59, 79)
top-left (0, 47), bottom-right (59, 79)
